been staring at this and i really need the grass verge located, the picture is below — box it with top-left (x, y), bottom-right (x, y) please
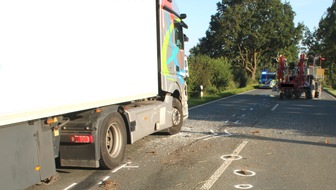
top-left (323, 87), bottom-right (336, 97)
top-left (188, 85), bottom-right (256, 108)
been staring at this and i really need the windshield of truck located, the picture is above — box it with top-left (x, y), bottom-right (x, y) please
top-left (261, 73), bottom-right (276, 80)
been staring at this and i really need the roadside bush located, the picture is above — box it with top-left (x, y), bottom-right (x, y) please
top-left (210, 57), bottom-right (234, 92)
top-left (187, 55), bottom-right (212, 97)
top-left (205, 84), bottom-right (219, 95)
top-left (187, 55), bottom-right (234, 97)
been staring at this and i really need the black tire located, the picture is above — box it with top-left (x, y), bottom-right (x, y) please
top-left (279, 92), bottom-right (284, 99)
top-left (285, 90), bottom-right (293, 99)
top-left (305, 90), bottom-right (312, 99)
top-left (99, 113), bottom-right (127, 169)
top-left (166, 98), bottom-right (183, 135)
top-left (294, 90), bottom-right (301, 99)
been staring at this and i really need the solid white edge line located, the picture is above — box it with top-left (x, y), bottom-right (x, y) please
top-left (271, 103), bottom-right (279, 111)
top-left (64, 183), bottom-right (77, 190)
top-left (324, 89), bottom-right (336, 100)
top-left (189, 90), bottom-right (255, 110)
top-left (200, 141), bottom-right (248, 190)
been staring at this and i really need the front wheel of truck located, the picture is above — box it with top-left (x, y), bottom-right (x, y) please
top-left (166, 98), bottom-right (183, 135)
top-left (99, 113), bottom-right (127, 169)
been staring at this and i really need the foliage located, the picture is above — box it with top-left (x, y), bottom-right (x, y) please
top-left (186, 55), bottom-right (234, 97)
top-left (196, 0), bottom-right (303, 80)
top-left (313, 0), bottom-right (336, 88)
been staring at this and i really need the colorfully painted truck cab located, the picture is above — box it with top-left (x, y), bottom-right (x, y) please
top-left (159, 0), bottom-right (189, 119)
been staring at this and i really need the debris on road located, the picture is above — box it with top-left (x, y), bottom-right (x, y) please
top-left (251, 130), bottom-right (260, 135)
top-left (146, 150), bottom-right (157, 155)
top-left (233, 169), bottom-right (256, 177)
top-left (99, 179), bottom-right (118, 190)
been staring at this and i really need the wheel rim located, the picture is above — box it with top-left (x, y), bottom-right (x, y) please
top-left (172, 107), bottom-right (181, 126)
top-left (106, 122), bottom-right (122, 157)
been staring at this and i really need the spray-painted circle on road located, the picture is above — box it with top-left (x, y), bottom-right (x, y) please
top-left (233, 169), bottom-right (256, 177)
top-left (221, 154), bottom-right (242, 161)
top-left (234, 184), bottom-right (253, 189)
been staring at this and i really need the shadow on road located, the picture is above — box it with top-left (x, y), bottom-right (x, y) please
top-left (186, 92), bottom-right (336, 147)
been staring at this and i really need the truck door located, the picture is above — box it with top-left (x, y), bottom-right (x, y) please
top-left (174, 20), bottom-right (187, 80)
top-left (159, 2), bottom-right (188, 93)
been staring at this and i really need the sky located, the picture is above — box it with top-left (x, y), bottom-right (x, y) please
top-left (178, 0), bottom-right (333, 54)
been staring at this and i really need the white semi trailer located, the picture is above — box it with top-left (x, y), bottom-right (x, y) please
top-left (0, 0), bottom-right (188, 189)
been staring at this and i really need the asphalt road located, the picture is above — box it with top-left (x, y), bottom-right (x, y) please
top-left (29, 89), bottom-right (336, 190)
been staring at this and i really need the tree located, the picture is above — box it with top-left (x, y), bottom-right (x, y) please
top-left (197, 0), bottom-right (303, 80)
top-left (316, 0), bottom-right (336, 88)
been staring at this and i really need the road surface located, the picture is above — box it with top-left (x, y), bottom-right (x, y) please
top-left (28, 89), bottom-right (336, 190)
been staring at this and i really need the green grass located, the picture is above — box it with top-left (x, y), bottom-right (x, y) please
top-left (188, 85), bottom-right (256, 108)
top-left (323, 87), bottom-right (336, 97)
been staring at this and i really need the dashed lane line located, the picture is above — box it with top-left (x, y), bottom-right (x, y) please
top-left (271, 104), bottom-right (279, 111)
top-left (64, 183), bottom-right (77, 190)
top-left (200, 141), bottom-right (248, 190)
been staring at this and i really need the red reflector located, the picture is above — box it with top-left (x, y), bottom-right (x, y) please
top-left (70, 135), bottom-right (93, 143)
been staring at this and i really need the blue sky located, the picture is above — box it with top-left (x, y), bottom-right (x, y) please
top-left (178, 0), bottom-right (333, 54)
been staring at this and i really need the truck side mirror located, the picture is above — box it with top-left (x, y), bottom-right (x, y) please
top-left (184, 34), bottom-right (189, 42)
top-left (180, 13), bottom-right (187, 19)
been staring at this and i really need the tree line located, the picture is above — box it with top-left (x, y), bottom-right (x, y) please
top-left (186, 0), bottom-right (336, 97)
top-left (303, 0), bottom-right (336, 88)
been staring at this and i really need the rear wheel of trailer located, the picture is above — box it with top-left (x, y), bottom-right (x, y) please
top-left (99, 113), bottom-right (127, 169)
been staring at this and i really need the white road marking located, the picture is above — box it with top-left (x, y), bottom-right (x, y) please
top-left (220, 154), bottom-right (242, 161)
top-left (325, 90), bottom-right (336, 100)
top-left (234, 184), bottom-right (253, 189)
top-left (200, 141), bottom-right (248, 190)
top-left (203, 136), bottom-right (220, 141)
top-left (112, 162), bottom-right (139, 173)
top-left (223, 129), bottom-right (231, 136)
top-left (200, 130), bottom-right (233, 141)
top-left (98, 176), bottom-right (111, 184)
top-left (271, 104), bottom-right (279, 111)
top-left (196, 135), bottom-right (212, 140)
top-left (112, 163), bottom-right (128, 173)
top-left (189, 90), bottom-right (255, 110)
top-left (64, 183), bottom-right (77, 190)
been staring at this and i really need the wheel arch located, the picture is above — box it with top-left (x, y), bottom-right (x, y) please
top-left (167, 82), bottom-right (182, 101)
top-left (95, 105), bottom-right (132, 145)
